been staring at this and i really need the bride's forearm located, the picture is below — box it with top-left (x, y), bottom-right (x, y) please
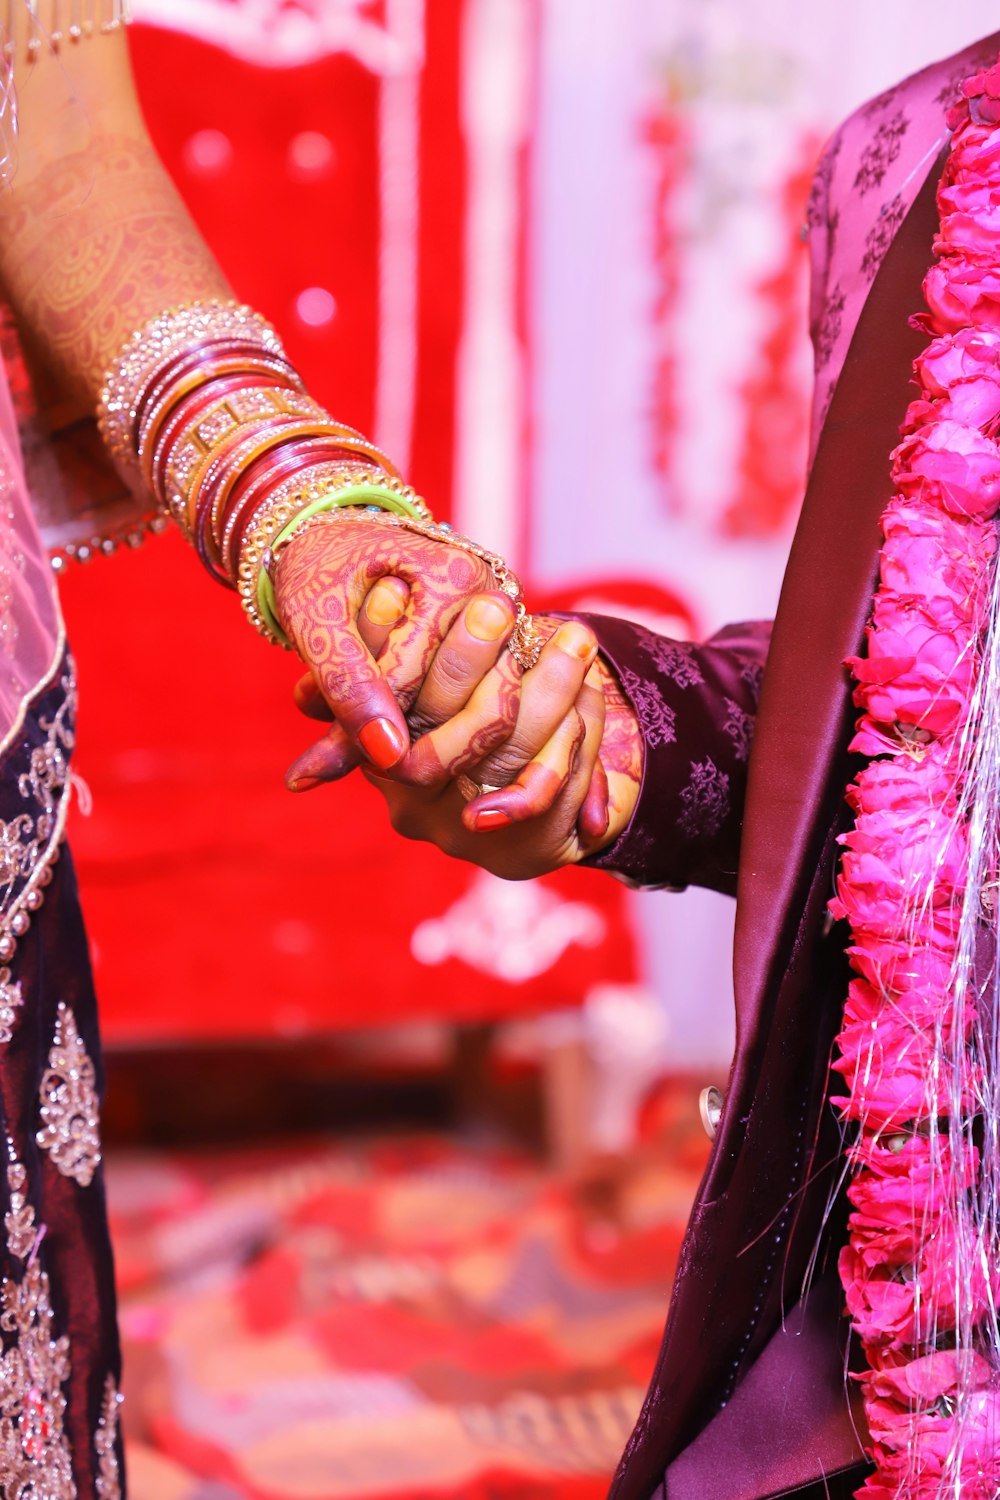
top-left (0, 29), bottom-right (229, 411)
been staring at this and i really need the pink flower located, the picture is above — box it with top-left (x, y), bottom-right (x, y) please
top-left (955, 64), bottom-right (1000, 128)
top-left (830, 862), bottom-right (959, 948)
top-left (840, 1220), bottom-right (994, 1345)
top-left (860, 1352), bottom-right (1000, 1498)
top-left (873, 584), bottom-right (977, 637)
top-left (833, 1033), bottom-right (953, 1129)
top-left (911, 328), bottom-right (1000, 429)
top-left (830, 805), bottom-right (967, 954)
top-left (893, 421), bottom-right (1000, 518)
top-left (922, 258), bottom-right (1000, 336)
top-left (847, 936), bottom-right (955, 996)
top-left (847, 1150), bottom-right (978, 1260)
top-left (847, 750), bottom-right (960, 817)
top-left (881, 493), bottom-right (995, 562)
top-left (837, 974), bottom-right (970, 1066)
top-left (945, 124), bottom-right (1000, 187)
top-left (937, 179), bottom-right (1000, 259)
top-left (849, 616), bottom-right (975, 733)
top-left (848, 1127), bottom-right (978, 1186)
top-left (879, 534), bottom-right (984, 616)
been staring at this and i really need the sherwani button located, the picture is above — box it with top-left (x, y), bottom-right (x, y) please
top-left (699, 1086), bottom-right (725, 1139)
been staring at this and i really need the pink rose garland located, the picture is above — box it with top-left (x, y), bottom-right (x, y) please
top-left (831, 60), bottom-right (1000, 1497)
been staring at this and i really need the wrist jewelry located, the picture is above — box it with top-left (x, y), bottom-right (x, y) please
top-left (262, 505), bottom-right (544, 670)
top-left (96, 300), bottom-right (429, 589)
top-left (97, 299), bottom-right (540, 668)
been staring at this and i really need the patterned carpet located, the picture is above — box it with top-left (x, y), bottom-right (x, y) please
top-left (107, 1080), bottom-right (709, 1500)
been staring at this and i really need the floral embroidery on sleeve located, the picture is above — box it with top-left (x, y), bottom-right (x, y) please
top-left (618, 667), bottom-right (677, 748)
top-left (853, 110), bottom-right (909, 196)
top-left (678, 758), bottom-right (731, 840)
top-left (642, 636), bottom-right (705, 688)
top-left (722, 699), bottom-right (753, 761)
top-left (861, 193), bottom-right (906, 281)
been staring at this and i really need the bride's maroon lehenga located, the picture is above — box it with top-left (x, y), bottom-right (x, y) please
top-left (0, 361), bottom-right (123, 1496)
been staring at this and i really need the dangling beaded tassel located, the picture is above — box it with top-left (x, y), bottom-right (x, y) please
top-left (10, 0), bottom-right (131, 63)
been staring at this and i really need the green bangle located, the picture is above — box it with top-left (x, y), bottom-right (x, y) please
top-left (256, 481), bottom-right (432, 645)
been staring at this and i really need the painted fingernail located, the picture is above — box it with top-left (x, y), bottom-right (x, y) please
top-left (554, 623), bottom-right (598, 662)
top-left (456, 774), bottom-right (480, 803)
top-left (366, 578), bottom-right (408, 626)
top-left (472, 808), bottom-right (513, 831)
top-left (359, 717), bottom-right (407, 769)
top-left (466, 596), bottom-right (512, 642)
top-left (287, 775), bottom-right (323, 793)
top-left (579, 795), bottom-right (610, 840)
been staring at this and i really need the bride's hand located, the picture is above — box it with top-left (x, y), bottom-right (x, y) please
top-left (274, 518), bottom-right (499, 779)
top-left (366, 619), bottom-right (612, 878)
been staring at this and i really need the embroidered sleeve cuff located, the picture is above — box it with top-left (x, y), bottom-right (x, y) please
top-left (569, 615), bottom-right (770, 897)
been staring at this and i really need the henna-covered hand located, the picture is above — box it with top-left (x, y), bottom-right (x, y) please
top-left (359, 617), bottom-right (644, 880)
top-left (460, 634), bottom-right (643, 847)
top-left (365, 639), bottom-right (609, 880)
top-left (274, 520), bottom-right (499, 776)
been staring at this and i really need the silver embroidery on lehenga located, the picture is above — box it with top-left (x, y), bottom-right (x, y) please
top-left (0, 667), bottom-right (76, 1044)
top-left (0, 1146), bottom-right (75, 1497)
top-left (35, 1003), bottom-right (101, 1188)
top-left (94, 1376), bottom-right (122, 1500)
top-left (3, 1146), bottom-right (35, 1264)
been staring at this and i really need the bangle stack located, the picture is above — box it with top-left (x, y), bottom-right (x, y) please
top-left (96, 298), bottom-right (540, 666)
top-left (96, 299), bottom-right (430, 631)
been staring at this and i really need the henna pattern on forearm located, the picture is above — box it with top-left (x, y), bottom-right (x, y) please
top-left (0, 135), bottom-right (228, 405)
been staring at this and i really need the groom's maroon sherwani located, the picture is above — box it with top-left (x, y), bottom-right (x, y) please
top-left (584, 33), bottom-right (1000, 1500)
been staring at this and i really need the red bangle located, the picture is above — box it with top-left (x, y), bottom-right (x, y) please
top-left (189, 420), bottom-right (345, 572)
top-left (133, 339), bottom-right (297, 445)
top-left (219, 443), bottom-right (373, 580)
top-left (150, 372), bottom-right (301, 501)
top-left (199, 433), bottom-right (365, 578)
top-left (144, 363), bottom-right (302, 491)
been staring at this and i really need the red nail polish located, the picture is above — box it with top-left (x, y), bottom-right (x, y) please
top-left (473, 808), bottom-right (513, 831)
top-left (358, 717), bottom-right (406, 769)
top-left (288, 775), bottom-right (323, 793)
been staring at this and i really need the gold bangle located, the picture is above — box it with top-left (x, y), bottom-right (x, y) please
top-left (139, 360), bottom-right (306, 488)
top-left (172, 408), bottom-right (332, 531)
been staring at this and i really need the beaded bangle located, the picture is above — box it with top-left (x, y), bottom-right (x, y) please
top-left (180, 416), bottom-right (392, 538)
top-left (98, 301), bottom-right (287, 467)
top-left (197, 437), bottom-right (378, 578)
top-left (135, 340), bottom-right (302, 439)
top-left (167, 405), bottom-right (334, 531)
top-left (249, 481), bottom-right (430, 645)
top-left (140, 357), bottom-right (303, 480)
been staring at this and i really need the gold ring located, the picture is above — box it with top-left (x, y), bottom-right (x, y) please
top-left (507, 610), bottom-right (544, 671)
top-left (457, 776), bottom-right (507, 803)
